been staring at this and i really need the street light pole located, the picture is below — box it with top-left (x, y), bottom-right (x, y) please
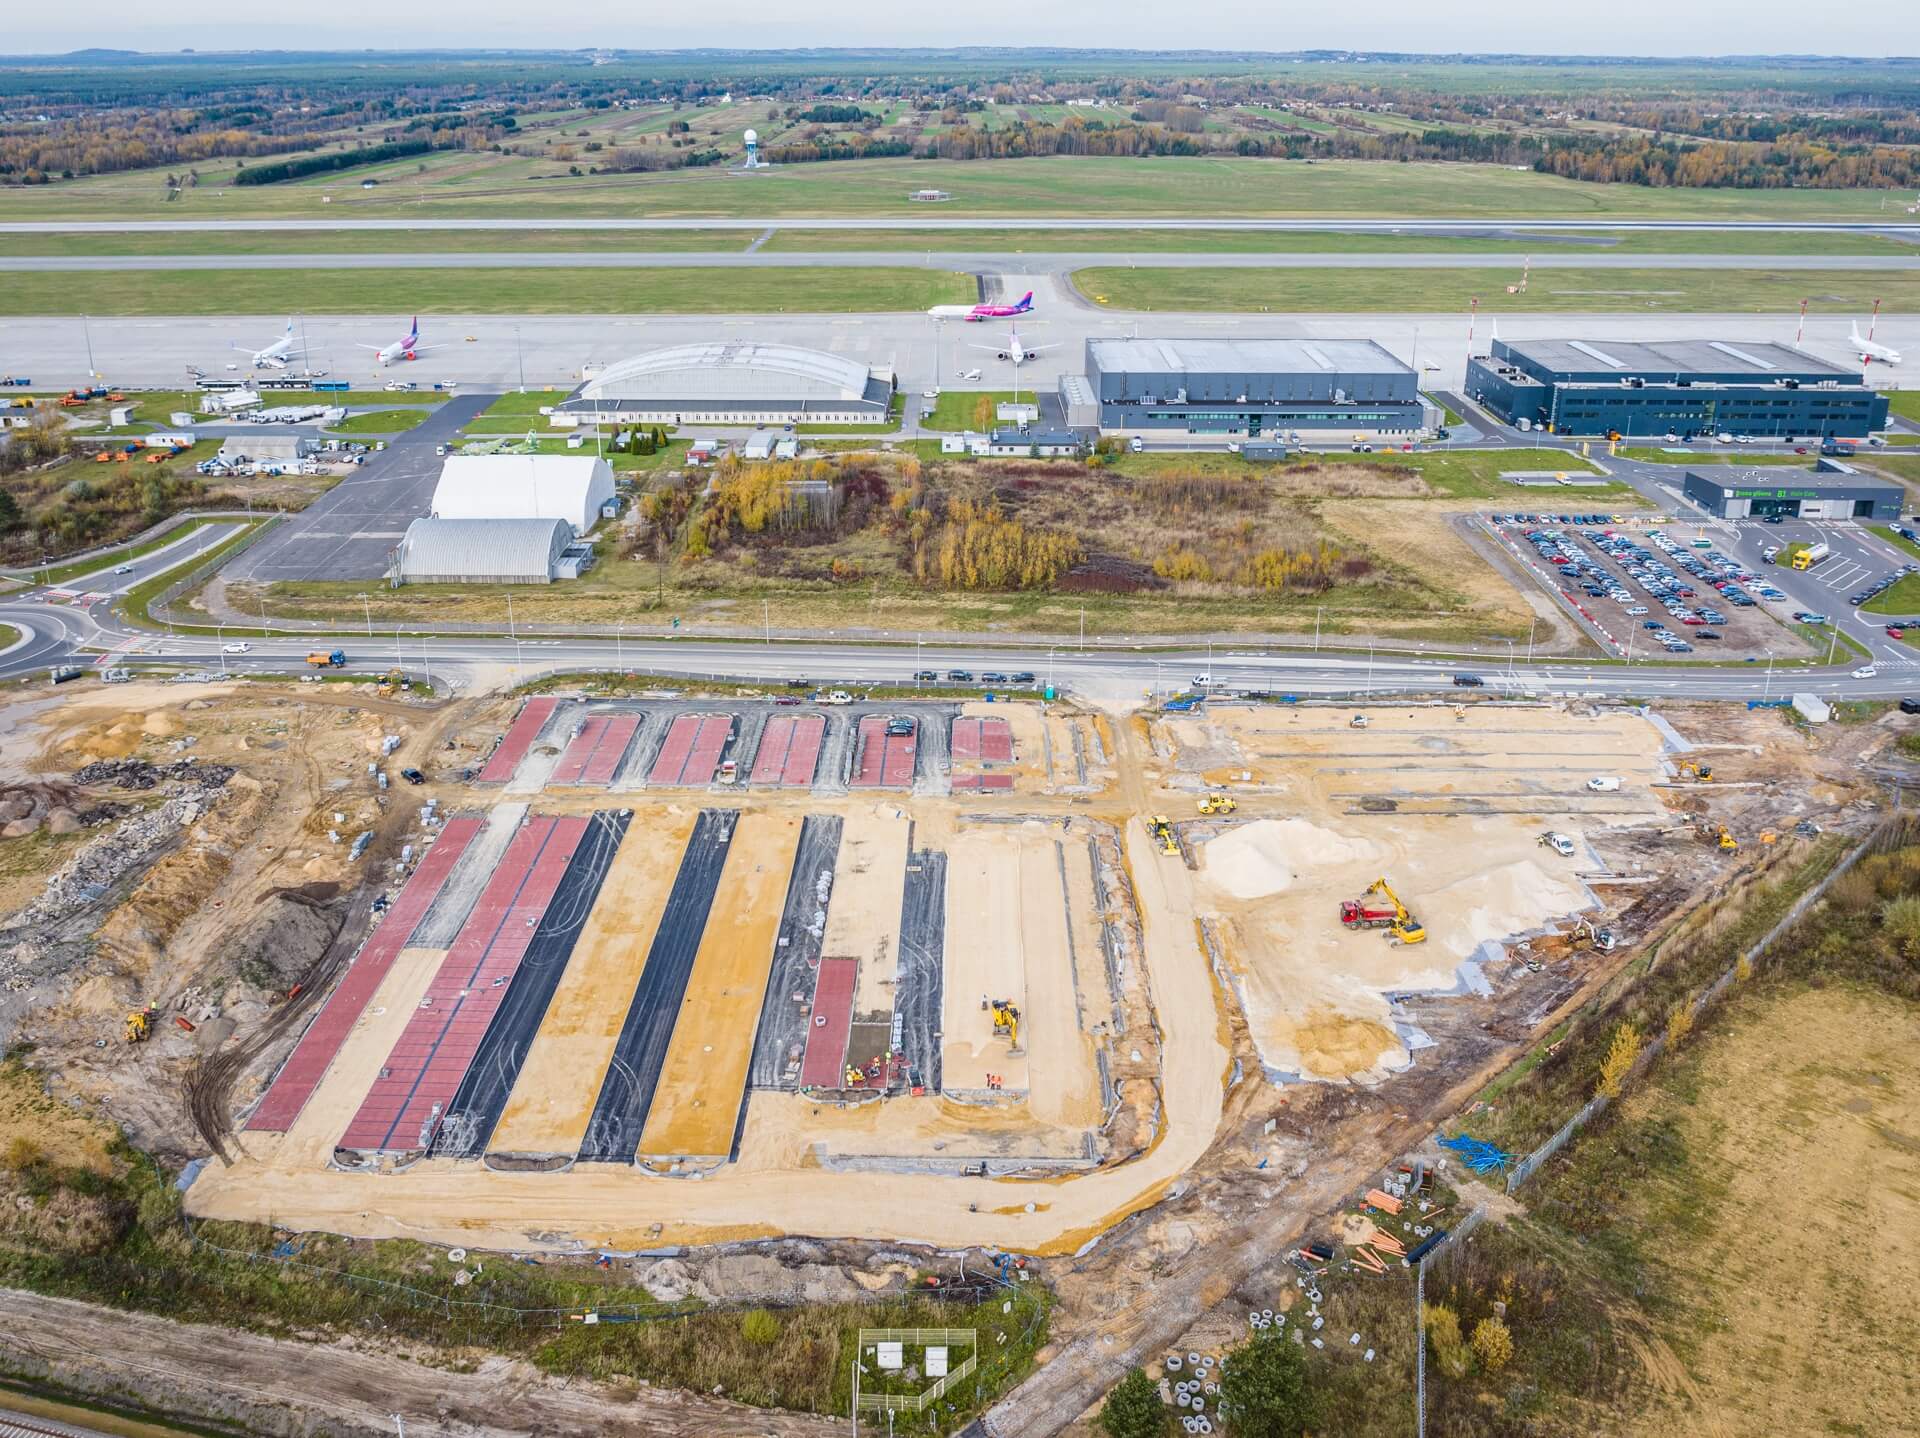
top-left (514, 325), bottom-right (526, 394)
top-left (359, 592), bottom-right (372, 637)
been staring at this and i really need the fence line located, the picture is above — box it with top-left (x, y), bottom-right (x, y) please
top-left (1505, 807), bottom-right (1901, 1193)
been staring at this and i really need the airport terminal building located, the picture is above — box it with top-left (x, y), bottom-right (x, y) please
top-left (1682, 462), bottom-right (1902, 521)
top-left (1466, 337), bottom-right (1890, 439)
top-left (554, 342), bottom-right (895, 427)
top-left (1069, 338), bottom-right (1435, 438)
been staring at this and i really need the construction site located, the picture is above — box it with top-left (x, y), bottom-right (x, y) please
top-left (0, 665), bottom-right (1895, 1437)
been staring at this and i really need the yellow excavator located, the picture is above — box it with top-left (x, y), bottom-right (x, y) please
top-left (989, 999), bottom-right (1023, 1053)
top-left (123, 1005), bottom-right (155, 1043)
top-left (1148, 815), bottom-right (1180, 856)
top-left (1678, 761), bottom-right (1713, 783)
top-left (1198, 792), bottom-right (1237, 816)
top-left (1716, 825), bottom-right (1739, 853)
top-left (1340, 878), bottom-right (1428, 946)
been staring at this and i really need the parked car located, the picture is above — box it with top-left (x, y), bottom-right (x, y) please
top-left (981, 672), bottom-right (1009, 684)
top-left (1901, 698), bottom-right (1920, 715)
top-left (946, 669), bottom-right (974, 682)
top-left (884, 717), bottom-right (916, 737)
top-left (913, 670), bottom-right (938, 682)
top-left (399, 768), bottom-right (425, 785)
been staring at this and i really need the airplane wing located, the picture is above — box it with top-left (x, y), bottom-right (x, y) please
top-left (967, 342), bottom-right (1011, 354)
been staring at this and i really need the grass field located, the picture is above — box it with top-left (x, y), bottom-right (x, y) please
top-left (1864, 453), bottom-right (1920, 488)
top-left (326, 408), bottom-right (431, 435)
top-left (1073, 265), bottom-right (1920, 314)
top-left (0, 230), bottom-right (755, 257)
top-left (1886, 390), bottom-right (1920, 424)
top-left (1614, 447), bottom-right (1809, 465)
top-left (0, 156), bottom-right (1908, 224)
top-left (1861, 573), bottom-right (1920, 614)
top-left (921, 390), bottom-right (1023, 431)
top-left (0, 268), bottom-right (974, 316)
top-left (19, 515), bottom-right (235, 584)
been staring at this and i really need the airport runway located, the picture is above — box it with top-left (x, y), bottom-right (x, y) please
top-left (7, 303), bottom-right (1913, 396)
top-left (2, 218), bottom-right (1918, 235)
top-left (5, 251), bottom-right (1916, 273)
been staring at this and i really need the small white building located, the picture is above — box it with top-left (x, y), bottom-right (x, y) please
top-left (429, 454), bottom-right (615, 533)
top-left (1791, 692), bottom-right (1831, 725)
top-left (741, 431), bottom-right (778, 461)
top-left (216, 435), bottom-right (313, 467)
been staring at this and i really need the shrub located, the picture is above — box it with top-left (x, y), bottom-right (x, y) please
top-left (1218, 1326), bottom-right (1318, 1436)
top-left (1470, 1316), bottom-right (1513, 1372)
top-left (740, 1308), bottom-right (780, 1345)
top-left (1596, 1022), bottom-right (1641, 1099)
top-left (1, 1135), bottom-right (43, 1171)
top-left (1424, 1302), bottom-right (1471, 1379)
top-left (1099, 1366), bottom-right (1168, 1438)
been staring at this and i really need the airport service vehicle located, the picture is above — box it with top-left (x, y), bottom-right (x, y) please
top-left (961, 368), bottom-right (983, 381)
top-left (1792, 542), bottom-right (1830, 571)
top-left (927, 290), bottom-right (1035, 323)
top-left (306, 649), bottom-right (347, 668)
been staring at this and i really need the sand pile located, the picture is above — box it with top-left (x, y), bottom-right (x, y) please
top-left (1421, 858), bottom-right (1588, 958)
top-left (1201, 819), bottom-right (1382, 900)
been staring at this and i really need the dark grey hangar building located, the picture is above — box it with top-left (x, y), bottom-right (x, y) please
top-left (1073, 338), bottom-right (1436, 438)
top-left (1466, 337), bottom-right (1889, 439)
top-left (1682, 463), bottom-right (1902, 521)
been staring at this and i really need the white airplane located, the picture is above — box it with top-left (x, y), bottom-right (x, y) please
top-left (358, 317), bottom-right (433, 366)
top-left (971, 324), bottom-right (1057, 366)
top-left (232, 319), bottom-right (302, 369)
top-left (1849, 322), bottom-right (1902, 366)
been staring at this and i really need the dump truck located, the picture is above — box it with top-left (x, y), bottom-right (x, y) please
top-left (306, 649), bottom-right (347, 668)
top-left (1340, 877), bottom-right (1427, 945)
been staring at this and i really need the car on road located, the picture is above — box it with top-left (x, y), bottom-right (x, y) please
top-left (913, 670), bottom-right (938, 682)
top-left (113, 564), bottom-right (132, 574)
top-left (946, 669), bottom-right (974, 682)
top-left (981, 671), bottom-right (1009, 684)
top-left (1889, 626), bottom-right (1907, 639)
top-left (1853, 665), bottom-right (1879, 679)
top-left (221, 642), bottom-right (249, 654)
top-left (1010, 671), bottom-right (1036, 685)
top-left (1452, 673), bottom-right (1485, 687)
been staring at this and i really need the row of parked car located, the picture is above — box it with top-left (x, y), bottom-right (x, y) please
top-left (1488, 511), bottom-right (1625, 528)
top-left (911, 669), bottom-right (1038, 686)
top-left (1844, 563), bottom-right (1918, 610)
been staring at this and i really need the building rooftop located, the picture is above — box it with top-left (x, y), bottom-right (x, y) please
top-left (1497, 337), bottom-right (1854, 379)
top-left (576, 342), bottom-right (875, 403)
top-left (1687, 463), bottom-right (1899, 491)
top-left (1088, 337), bottom-right (1411, 375)
top-left (394, 517), bottom-right (572, 578)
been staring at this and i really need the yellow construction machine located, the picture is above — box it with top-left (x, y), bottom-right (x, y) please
top-left (987, 999), bottom-right (1023, 1053)
top-left (1148, 815), bottom-right (1180, 855)
top-left (1198, 792), bottom-right (1237, 816)
top-left (123, 1005), bottom-right (155, 1043)
top-left (1717, 825), bottom-right (1739, 853)
top-left (376, 669), bottom-right (403, 698)
top-left (1678, 761), bottom-right (1713, 783)
top-left (1340, 878), bottom-right (1427, 946)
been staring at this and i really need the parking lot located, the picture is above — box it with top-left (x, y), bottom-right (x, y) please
top-left (1488, 510), bottom-right (1807, 661)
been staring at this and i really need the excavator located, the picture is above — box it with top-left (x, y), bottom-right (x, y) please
top-left (1339, 878), bottom-right (1427, 946)
top-left (1148, 815), bottom-right (1180, 855)
top-left (1716, 825), bottom-right (1739, 853)
top-left (123, 1005), bottom-right (155, 1043)
top-left (1198, 792), bottom-right (1237, 816)
top-left (1678, 761), bottom-right (1713, 783)
top-left (987, 999), bottom-right (1023, 1054)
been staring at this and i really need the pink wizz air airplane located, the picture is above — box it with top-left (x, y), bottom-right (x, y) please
top-left (926, 290), bottom-right (1035, 322)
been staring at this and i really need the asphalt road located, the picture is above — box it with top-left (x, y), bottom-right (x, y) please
top-left (6, 251), bottom-right (1917, 273)
top-left (223, 393), bottom-right (491, 583)
top-left (7, 304), bottom-right (1914, 397)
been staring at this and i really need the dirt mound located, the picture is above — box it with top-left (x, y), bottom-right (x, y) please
top-left (223, 892), bottom-right (343, 994)
top-left (1201, 819), bottom-right (1383, 900)
top-left (72, 759), bottom-right (236, 792)
top-left (1423, 858), bottom-right (1589, 959)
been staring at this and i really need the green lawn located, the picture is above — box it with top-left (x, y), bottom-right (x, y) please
top-left (1867, 524), bottom-right (1920, 562)
top-left (0, 230), bottom-right (755, 258)
top-left (0, 268), bottom-right (975, 317)
top-left (17, 516), bottom-right (235, 585)
top-left (327, 408), bottom-right (431, 435)
top-left (1863, 453), bottom-right (1920, 487)
top-left (0, 623), bottom-right (19, 650)
top-left (1614, 447), bottom-right (1809, 465)
top-left (1861, 572), bottom-right (1920, 614)
top-left (3, 156), bottom-right (1908, 224)
top-left (477, 389), bottom-right (577, 421)
top-left (1885, 390), bottom-right (1920, 424)
top-left (124, 519), bottom-right (271, 627)
top-left (1073, 265), bottom-right (1920, 315)
top-left (920, 390), bottom-right (1024, 432)
top-left (1097, 445), bottom-right (1622, 500)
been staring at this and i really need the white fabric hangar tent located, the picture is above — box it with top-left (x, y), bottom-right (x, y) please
top-left (392, 517), bottom-right (572, 585)
top-left (429, 454), bottom-right (615, 532)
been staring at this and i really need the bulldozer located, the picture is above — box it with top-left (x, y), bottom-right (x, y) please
top-left (1198, 792), bottom-right (1237, 816)
top-left (1340, 878), bottom-right (1427, 946)
top-left (1148, 815), bottom-right (1180, 856)
top-left (1678, 761), bottom-right (1713, 783)
top-left (123, 1005), bottom-right (155, 1044)
top-left (987, 999), bottom-right (1023, 1054)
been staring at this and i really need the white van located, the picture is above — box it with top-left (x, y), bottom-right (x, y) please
top-left (1586, 776), bottom-right (1621, 792)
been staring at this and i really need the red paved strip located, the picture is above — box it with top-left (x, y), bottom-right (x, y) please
top-left (798, 958), bottom-right (857, 1088)
top-left (245, 817), bottom-right (483, 1133)
top-left (881, 732), bottom-right (917, 788)
top-left (850, 717), bottom-right (887, 787)
top-left (339, 815), bottom-right (588, 1153)
top-left (979, 719), bottom-right (1014, 764)
top-left (682, 714), bottom-right (733, 785)
top-left (951, 718), bottom-right (981, 762)
top-left (980, 773), bottom-right (1015, 791)
top-left (781, 715), bottom-right (824, 787)
top-left (580, 714), bottom-right (640, 786)
top-left (477, 697), bottom-right (559, 784)
top-left (751, 716), bottom-right (797, 786)
top-left (550, 716), bottom-right (611, 786)
top-left (951, 774), bottom-right (979, 791)
top-left (649, 714), bottom-right (701, 786)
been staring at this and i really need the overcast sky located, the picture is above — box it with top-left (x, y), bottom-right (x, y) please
top-left (6, 2), bottom-right (1914, 58)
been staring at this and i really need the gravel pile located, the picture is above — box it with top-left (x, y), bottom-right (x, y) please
top-left (72, 759), bottom-right (237, 792)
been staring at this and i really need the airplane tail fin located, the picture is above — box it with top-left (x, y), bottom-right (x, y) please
top-left (1017, 291), bottom-right (1033, 309)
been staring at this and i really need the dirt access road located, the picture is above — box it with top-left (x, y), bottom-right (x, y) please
top-left (0, 1289), bottom-right (843, 1438)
